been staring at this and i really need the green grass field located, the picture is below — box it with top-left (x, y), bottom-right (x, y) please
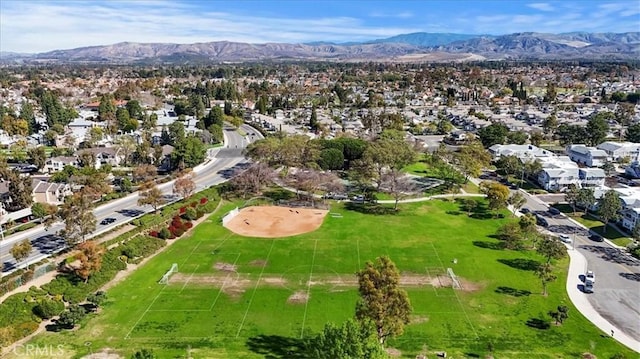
top-left (23, 200), bottom-right (634, 358)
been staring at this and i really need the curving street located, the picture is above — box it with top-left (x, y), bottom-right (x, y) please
top-left (522, 192), bottom-right (640, 351)
top-left (0, 125), bottom-right (262, 274)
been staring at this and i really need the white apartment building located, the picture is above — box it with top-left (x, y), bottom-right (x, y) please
top-left (566, 145), bottom-right (609, 167)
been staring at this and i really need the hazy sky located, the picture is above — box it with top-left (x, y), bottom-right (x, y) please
top-left (1, 0), bottom-right (638, 53)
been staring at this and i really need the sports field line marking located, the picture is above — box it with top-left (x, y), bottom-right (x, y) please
top-left (180, 264), bottom-right (200, 293)
top-left (125, 286), bottom-right (166, 339)
top-left (356, 238), bottom-right (361, 270)
top-left (428, 243), bottom-right (479, 339)
top-left (208, 252), bottom-right (242, 311)
top-left (235, 239), bottom-right (276, 338)
top-left (300, 238), bottom-right (318, 339)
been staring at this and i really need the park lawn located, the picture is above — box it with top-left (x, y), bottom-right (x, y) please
top-left (22, 200), bottom-right (634, 359)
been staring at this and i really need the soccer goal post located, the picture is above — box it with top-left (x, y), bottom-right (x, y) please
top-left (159, 263), bottom-right (178, 284)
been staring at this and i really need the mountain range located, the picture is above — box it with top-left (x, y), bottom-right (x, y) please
top-left (2, 32), bottom-right (638, 64)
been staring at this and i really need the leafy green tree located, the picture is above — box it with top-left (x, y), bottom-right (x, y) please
top-left (536, 262), bottom-right (556, 296)
top-left (477, 123), bottom-right (509, 148)
top-left (598, 190), bottom-right (622, 234)
top-left (548, 305), bottom-right (569, 325)
top-left (495, 155), bottom-right (523, 177)
top-left (497, 222), bottom-right (523, 249)
top-left (309, 319), bottom-right (386, 359)
top-left (58, 188), bottom-right (97, 245)
top-left (172, 135), bottom-right (207, 170)
top-left (625, 123), bottom-right (640, 143)
top-left (87, 291), bottom-right (107, 310)
top-left (507, 130), bottom-right (528, 145)
top-left (455, 141), bottom-right (491, 182)
top-left (310, 105), bottom-right (319, 132)
top-left (537, 236), bottom-right (566, 264)
top-left (508, 192), bottom-right (526, 215)
top-left (356, 256), bottom-right (412, 344)
top-left (577, 188), bottom-right (596, 212)
top-left (57, 304), bottom-right (86, 329)
top-left (479, 181), bottom-right (510, 214)
top-left (542, 113), bottom-right (558, 138)
top-left (27, 146), bottom-right (47, 170)
top-left (318, 148), bottom-right (344, 170)
top-left (586, 113), bottom-right (610, 146)
top-left (564, 184), bottom-right (580, 214)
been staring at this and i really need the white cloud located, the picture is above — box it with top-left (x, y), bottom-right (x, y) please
top-left (369, 11), bottom-right (414, 19)
top-left (527, 3), bottom-right (555, 12)
top-left (0, 1), bottom-right (419, 53)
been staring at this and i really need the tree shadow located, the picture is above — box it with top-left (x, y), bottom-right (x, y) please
top-left (344, 202), bottom-right (397, 215)
top-left (497, 258), bottom-right (540, 271)
top-left (473, 241), bottom-right (505, 250)
top-left (619, 272), bottom-right (640, 282)
top-left (525, 318), bottom-right (550, 330)
top-left (263, 188), bottom-right (296, 201)
top-left (246, 334), bottom-right (309, 359)
top-left (495, 286), bottom-right (531, 297)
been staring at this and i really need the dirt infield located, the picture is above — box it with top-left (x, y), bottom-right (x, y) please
top-left (224, 206), bottom-right (328, 238)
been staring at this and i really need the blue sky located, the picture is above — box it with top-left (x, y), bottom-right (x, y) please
top-left (1, 0), bottom-right (638, 53)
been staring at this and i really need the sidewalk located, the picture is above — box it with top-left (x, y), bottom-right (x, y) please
top-left (565, 248), bottom-right (640, 352)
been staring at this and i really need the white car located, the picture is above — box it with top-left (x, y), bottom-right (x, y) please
top-left (558, 234), bottom-right (572, 243)
top-left (586, 270), bottom-right (595, 283)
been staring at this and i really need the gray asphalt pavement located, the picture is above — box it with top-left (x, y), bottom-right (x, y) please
top-left (522, 192), bottom-right (640, 342)
top-left (0, 125), bottom-right (261, 274)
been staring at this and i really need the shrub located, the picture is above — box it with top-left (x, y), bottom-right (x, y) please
top-left (57, 304), bottom-right (86, 329)
top-left (184, 207), bottom-right (197, 221)
top-left (158, 228), bottom-right (171, 240)
top-left (33, 298), bottom-right (65, 319)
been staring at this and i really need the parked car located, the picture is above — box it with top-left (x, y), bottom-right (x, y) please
top-left (558, 234), bottom-right (572, 243)
top-left (586, 270), bottom-right (595, 283)
top-left (584, 281), bottom-right (594, 293)
top-left (589, 233), bottom-right (604, 242)
top-left (536, 215), bottom-right (549, 227)
top-left (548, 207), bottom-right (561, 215)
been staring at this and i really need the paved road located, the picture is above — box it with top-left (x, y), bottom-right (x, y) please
top-left (0, 125), bottom-right (262, 274)
top-left (522, 192), bottom-right (640, 342)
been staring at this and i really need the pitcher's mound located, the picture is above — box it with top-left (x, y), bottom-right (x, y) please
top-left (224, 206), bottom-right (328, 238)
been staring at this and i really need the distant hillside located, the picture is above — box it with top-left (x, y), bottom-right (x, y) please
top-left (368, 32), bottom-right (485, 47)
top-left (429, 32), bottom-right (640, 60)
top-left (2, 31), bottom-right (638, 64)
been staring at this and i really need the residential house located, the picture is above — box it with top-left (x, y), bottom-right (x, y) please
top-left (536, 156), bottom-right (580, 191)
top-left (578, 168), bottom-right (606, 188)
top-left (74, 147), bottom-right (123, 168)
top-left (566, 145), bottom-right (609, 167)
top-left (32, 180), bottom-right (72, 205)
top-left (44, 156), bottom-right (79, 173)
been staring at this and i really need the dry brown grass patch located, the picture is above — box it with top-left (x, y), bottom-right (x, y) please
top-left (287, 291), bottom-right (309, 304)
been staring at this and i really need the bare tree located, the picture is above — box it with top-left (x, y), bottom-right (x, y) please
top-left (173, 172), bottom-right (196, 199)
top-left (137, 181), bottom-right (165, 213)
top-left (381, 170), bottom-right (416, 210)
top-left (231, 163), bottom-right (275, 198)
